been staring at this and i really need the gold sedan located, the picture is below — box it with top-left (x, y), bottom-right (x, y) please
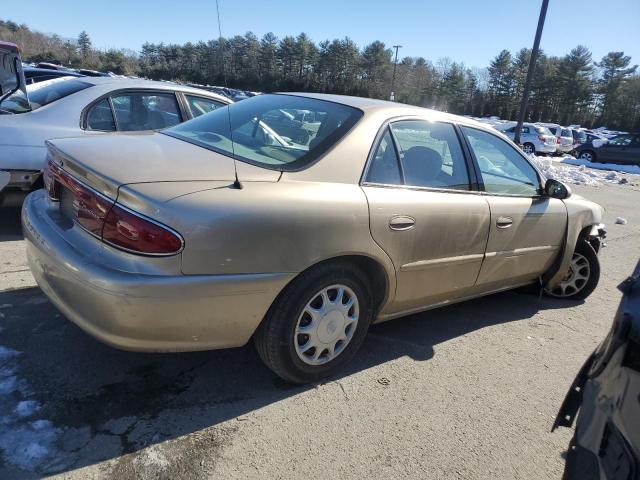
top-left (23, 93), bottom-right (605, 383)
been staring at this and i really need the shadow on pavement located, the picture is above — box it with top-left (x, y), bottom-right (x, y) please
top-left (0, 285), bottom-right (579, 478)
top-left (0, 207), bottom-right (23, 241)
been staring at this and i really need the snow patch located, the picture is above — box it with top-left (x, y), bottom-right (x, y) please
top-left (0, 344), bottom-right (64, 472)
top-left (616, 217), bottom-right (628, 225)
top-left (16, 400), bottom-right (41, 418)
top-left (561, 156), bottom-right (640, 175)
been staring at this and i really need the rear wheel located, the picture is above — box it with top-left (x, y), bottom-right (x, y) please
top-left (545, 240), bottom-right (599, 300)
top-left (254, 262), bottom-right (374, 384)
top-left (523, 143), bottom-right (535, 155)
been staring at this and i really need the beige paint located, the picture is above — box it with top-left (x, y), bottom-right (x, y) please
top-left (26, 93), bottom-right (604, 352)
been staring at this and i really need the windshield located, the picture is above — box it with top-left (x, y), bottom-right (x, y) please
top-left (164, 94), bottom-right (363, 171)
top-left (0, 76), bottom-right (92, 113)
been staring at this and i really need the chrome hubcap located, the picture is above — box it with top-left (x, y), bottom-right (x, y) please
top-left (546, 253), bottom-right (591, 297)
top-left (294, 284), bottom-right (359, 366)
top-left (523, 145), bottom-right (534, 154)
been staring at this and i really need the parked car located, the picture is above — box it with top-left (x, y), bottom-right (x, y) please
top-left (0, 76), bottom-right (230, 206)
top-left (540, 123), bottom-right (574, 154)
top-left (553, 260), bottom-right (639, 480)
top-left (572, 128), bottom-right (587, 146)
top-left (22, 93), bottom-right (606, 383)
top-left (494, 122), bottom-right (557, 155)
top-left (23, 65), bottom-right (85, 84)
top-left (575, 133), bottom-right (640, 165)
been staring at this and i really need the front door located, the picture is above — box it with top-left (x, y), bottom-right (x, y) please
top-left (460, 126), bottom-right (567, 291)
top-left (598, 134), bottom-right (639, 164)
top-left (362, 120), bottom-right (490, 314)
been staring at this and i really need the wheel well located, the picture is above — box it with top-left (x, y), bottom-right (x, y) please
top-left (272, 255), bottom-right (389, 317)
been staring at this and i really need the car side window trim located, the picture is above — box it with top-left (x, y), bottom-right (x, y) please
top-left (360, 116), bottom-right (476, 193)
top-left (458, 125), bottom-right (544, 198)
top-left (80, 88), bottom-right (184, 131)
top-left (182, 93), bottom-right (228, 120)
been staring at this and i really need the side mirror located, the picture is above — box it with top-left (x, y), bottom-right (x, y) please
top-left (544, 178), bottom-right (571, 199)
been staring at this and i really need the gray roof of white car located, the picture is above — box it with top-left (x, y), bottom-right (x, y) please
top-left (71, 76), bottom-right (231, 102)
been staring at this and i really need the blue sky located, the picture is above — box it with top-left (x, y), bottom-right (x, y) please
top-left (4, 0), bottom-right (639, 68)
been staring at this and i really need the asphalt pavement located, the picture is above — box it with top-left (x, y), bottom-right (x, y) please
top-left (0, 183), bottom-right (639, 479)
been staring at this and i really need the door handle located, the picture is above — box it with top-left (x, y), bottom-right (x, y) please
top-left (496, 216), bottom-right (513, 229)
top-left (389, 215), bottom-right (415, 231)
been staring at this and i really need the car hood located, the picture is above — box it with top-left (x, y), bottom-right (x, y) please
top-left (46, 132), bottom-right (277, 199)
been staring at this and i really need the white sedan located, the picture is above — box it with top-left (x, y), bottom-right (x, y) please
top-left (0, 76), bottom-right (230, 206)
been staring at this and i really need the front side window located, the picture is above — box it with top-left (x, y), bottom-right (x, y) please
top-left (462, 126), bottom-right (540, 196)
top-left (186, 95), bottom-right (225, 118)
top-left (389, 120), bottom-right (470, 190)
top-left (0, 77), bottom-right (91, 114)
top-left (164, 94), bottom-right (362, 171)
top-left (85, 98), bottom-right (116, 131)
top-left (609, 134), bottom-right (633, 146)
top-left (111, 92), bottom-right (181, 131)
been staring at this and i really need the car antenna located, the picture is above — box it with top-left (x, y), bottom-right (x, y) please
top-left (216, 0), bottom-right (241, 189)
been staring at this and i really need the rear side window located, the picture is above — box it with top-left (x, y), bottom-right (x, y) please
top-left (186, 95), bottom-right (225, 118)
top-left (164, 94), bottom-right (362, 171)
top-left (391, 120), bottom-right (470, 190)
top-left (111, 92), bottom-right (181, 131)
top-left (365, 129), bottom-right (401, 185)
top-left (86, 98), bottom-right (116, 131)
top-left (561, 128), bottom-right (571, 137)
top-left (0, 77), bottom-right (91, 113)
top-left (462, 126), bottom-right (539, 196)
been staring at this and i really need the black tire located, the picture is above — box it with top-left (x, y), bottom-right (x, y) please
top-left (254, 261), bottom-right (374, 384)
top-left (523, 143), bottom-right (536, 155)
top-left (579, 150), bottom-right (597, 163)
top-left (546, 239), bottom-right (600, 301)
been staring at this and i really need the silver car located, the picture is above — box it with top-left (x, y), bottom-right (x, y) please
top-left (495, 122), bottom-right (557, 155)
top-left (0, 76), bottom-right (230, 205)
top-left (23, 93), bottom-right (605, 383)
top-left (540, 123), bottom-right (574, 154)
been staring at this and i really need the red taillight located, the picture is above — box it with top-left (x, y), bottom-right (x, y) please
top-left (538, 135), bottom-right (546, 142)
top-left (43, 159), bottom-right (62, 201)
top-left (58, 168), bottom-right (113, 236)
top-left (102, 204), bottom-right (183, 255)
top-left (556, 137), bottom-right (561, 144)
top-left (45, 159), bottom-right (182, 255)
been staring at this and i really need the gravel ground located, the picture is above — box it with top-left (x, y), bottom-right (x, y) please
top-left (0, 182), bottom-right (638, 479)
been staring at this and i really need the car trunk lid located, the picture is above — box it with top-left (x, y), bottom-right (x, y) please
top-left (46, 132), bottom-right (240, 199)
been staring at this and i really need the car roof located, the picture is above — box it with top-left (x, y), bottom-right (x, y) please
top-left (280, 92), bottom-right (488, 129)
top-left (77, 77), bottom-right (232, 102)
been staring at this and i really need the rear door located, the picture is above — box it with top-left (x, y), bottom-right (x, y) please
top-left (460, 126), bottom-right (567, 291)
top-left (362, 119), bottom-right (490, 313)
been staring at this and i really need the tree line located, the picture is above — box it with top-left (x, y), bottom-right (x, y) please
top-left (1, 18), bottom-right (638, 131)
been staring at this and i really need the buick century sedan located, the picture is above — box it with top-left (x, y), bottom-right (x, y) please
top-left (23, 93), bottom-right (605, 383)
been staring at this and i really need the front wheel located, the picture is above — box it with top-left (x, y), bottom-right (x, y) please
top-left (545, 240), bottom-right (600, 300)
top-left (254, 262), bottom-right (374, 384)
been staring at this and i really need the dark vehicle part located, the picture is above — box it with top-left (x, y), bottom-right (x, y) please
top-left (554, 260), bottom-right (640, 479)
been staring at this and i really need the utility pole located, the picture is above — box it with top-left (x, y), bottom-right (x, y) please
top-left (390, 45), bottom-right (402, 101)
top-left (514, 0), bottom-right (549, 146)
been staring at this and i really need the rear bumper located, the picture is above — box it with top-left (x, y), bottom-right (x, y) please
top-left (538, 144), bottom-right (557, 153)
top-left (22, 190), bottom-right (294, 352)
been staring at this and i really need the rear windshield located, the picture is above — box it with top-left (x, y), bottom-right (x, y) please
top-left (0, 77), bottom-right (92, 114)
top-left (164, 94), bottom-right (363, 171)
top-left (534, 126), bottom-right (552, 135)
